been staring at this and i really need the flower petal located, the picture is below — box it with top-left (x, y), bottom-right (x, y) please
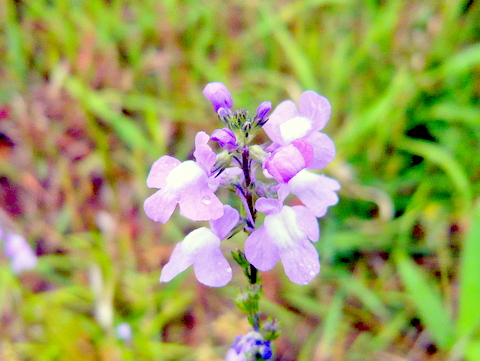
top-left (263, 206), bottom-right (306, 249)
top-left (305, 132), bottom-right (336, 169)
top-left (193, 247), bottom-right (232, 287)
top-left (210, 205), bottom-right (240, 240)
top-left (160, 226), bottom-right (232, 287)
top-left (299, 91), bottom-right (331, 131)
top-left (292, 206), bottom-right (319, 242)
top-left (245, 226), bottom-right (280, 271)
top-left (289, 171), bottom-right (340, 217)
top-left (255, 197), bottom-right (282, 215)
top-left (159, 241), bottom-right (195, 283)
top-left (262, 100), bottom-right (298, 145)
top-left (194, 131), bottom-right (216, 174)
top-left (143, 190), bottom-right (177, 223)
top-left (279, 239), bottom-right (320, 285)
top-left (146, 156), bottom-right (181, 189)
top-left (178, 185), bottom-right (224, 221)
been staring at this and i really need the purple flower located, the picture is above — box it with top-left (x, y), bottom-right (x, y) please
top-left (263, 139), bottom-right (314, 183)
top-left (144, 132), bottom-right (224, 223)
top-left (3, 232), bottom-right (37, 274)
top-left (160, 205), bottom-right (239, 287)
top-left (278, 170), bottom-right (341, 217)
top-left (245, 198), bottom-right (320, 285)
top-left (211, 128), bottom-right (237, 151)
top-left (225, 331), bottom-right (273, 361)
top-left (203, 82), bottom-right (233, 112)
top-left (263, 91), bottom-right (335, 170)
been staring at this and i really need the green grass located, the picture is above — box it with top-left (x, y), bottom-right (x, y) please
top-left (0, 0), bottom-right (479, 360)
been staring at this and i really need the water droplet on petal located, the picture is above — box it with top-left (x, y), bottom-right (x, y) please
top-left (226, 268), bottom-right (232, 273)
top-left (202, 195), bottom-right (211, 205)
top-left (309, 271), bottom-right (315, 276)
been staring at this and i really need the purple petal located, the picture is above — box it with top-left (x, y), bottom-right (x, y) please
top-left (178, 185), bottom-right (224, 221)
top-left (255, 197), bottom-right (282, 215)
top-left (305, 132), bottom-right (336, 169)
top-left (289, 171), bottom-right (340, 217)
top-left (299, 91), bottom-right (331, 131)
top-left (279, 239), bottom-right (320, 285)
top-left (210, 205), bottom-right (240, 240)
top-left (146, 156), bottom-right (181, 189)
top-left (262, 100), bottom-right (298, 145)
top-left (193, 131), bottom-right (216, 174)
top-left (143, 190), bottom-right (177, 223)
top-left (193, 247), bottom-right (232, 287)
top-left (245, 226), bottom-right (280, 271)
top-left (292, 206), bottom-right (319, 242)
top-left (203, 82), bottom-right (233, 112)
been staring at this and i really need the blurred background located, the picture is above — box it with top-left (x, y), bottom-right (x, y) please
top-left (1, 0), bottom-right (479, 360)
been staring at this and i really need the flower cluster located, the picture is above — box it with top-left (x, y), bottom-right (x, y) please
top-left (225, 331), bottom-right (273, 361)
top-left (144, 82), bottom-right (340, 287)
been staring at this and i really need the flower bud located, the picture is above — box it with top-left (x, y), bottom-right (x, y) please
top-left (203, 82), bottom-right (233, 112)
top-left (263, 139), bottom-right (314, 183)
top-left (248, 145), bottom-right (267, 164)
top-left (211, 128), bottom-right (237, 150)
top-left (255, 101), bottom-right (271, 122)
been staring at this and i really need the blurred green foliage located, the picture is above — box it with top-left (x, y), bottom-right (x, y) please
top-left (0, 0), bottom-right (479, 360)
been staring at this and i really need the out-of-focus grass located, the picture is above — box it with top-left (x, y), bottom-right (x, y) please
top-left (0, 0), bottom-right (479, 360)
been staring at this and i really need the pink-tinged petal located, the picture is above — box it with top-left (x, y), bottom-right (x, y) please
top-left (245, 226), bottom-right (280, 271)
top-left (159, 242), bottom-right (195, 283)
top-left (193, 247), bottom-right (232, 287)
top-left (305, 132), bottom-right (336, 169)
top-left (203, 82), bottom-right (233, 111)
top-left (194, 131), bottom-right (216, 174)
top-left (292, 139), bottom-right (314, 165)
top-left (279, 239), bottom-right (320, 285)
top-left (262, 100), bottom-right (298, 145)
top-left (146, 156), bottom-right (181, 189)
top-left (292, 206), bottom-right (319, 242)
top-left (210, 205), bottom-right (240, 240)
top-left (178, 185), bottom-right (224, 221)
top-left (263, 140), bottom-right (313, 183)
top-left (289, 171), bottom-right (340, 217)
top-left (144, 190), bottom-right (177, 223)
top-left (255, 197), bottom-right (282, 215)
top-left (299, 91), bottom-right (331, 131)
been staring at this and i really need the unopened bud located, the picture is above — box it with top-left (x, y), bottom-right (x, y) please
top-left (203, 82), bottom-right (233, 112)
top-left (211, 128), bottom-right (237, 151)
top-left (248, 145), bottom-right (267, 164)
top-left (255, 101), bottom-right (271, 120)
